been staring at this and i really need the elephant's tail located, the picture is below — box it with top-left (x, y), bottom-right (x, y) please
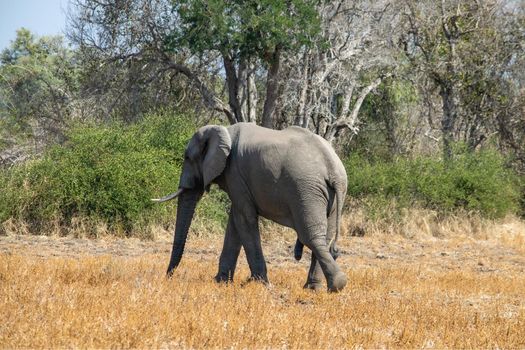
top-left (329, 182), bottom-right (345, 260)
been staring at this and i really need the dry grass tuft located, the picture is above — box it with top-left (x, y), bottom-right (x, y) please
top-left (1, 218), bottom-right (31, 236)
top-left (344, 206), bottom-right (525, 242)
top-left (0, 214), bottom-right (226, 240)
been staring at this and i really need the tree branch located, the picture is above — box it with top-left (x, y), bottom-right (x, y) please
top-left (166, 61), bottom-right (235, 124)
top-left (325, 72), bottom-right (391, 142)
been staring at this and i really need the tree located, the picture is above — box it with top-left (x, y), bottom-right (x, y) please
top-left (489, 3), bottom-right (525, 174)
top-left (66, 0), bottom-right (525, 157)
top-left (350, 75), bottom-right (428, 159)
top-left (67, 0), bottom-right (205, 123)
top-left (68, 0), bottom-right (321, 128)
top-left (167, 0), bottom-right (322, 127)
top-left (278, 0), bottom-right (399, 142)
top-left (0, 28), bottom-right (78, 156)
top-left (399, 0), bottom-right (524, 160)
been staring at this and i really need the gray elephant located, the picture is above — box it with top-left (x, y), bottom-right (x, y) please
top-left (153, 123), bottom-right (347, 292)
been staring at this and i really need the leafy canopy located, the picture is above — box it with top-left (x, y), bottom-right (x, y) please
top-left (167, 0), bottom-right (321, 62)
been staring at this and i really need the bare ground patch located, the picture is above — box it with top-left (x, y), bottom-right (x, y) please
top-left (1, 228), bottom-right (524, 273)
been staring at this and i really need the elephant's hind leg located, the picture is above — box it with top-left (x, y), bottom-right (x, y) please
top-left (294, 239), bottom-right (304, 261)
top-left (304, 254), bottom-right (324, 291)
top-left (215, 212), bottom-right (242, 283)
top-left (296, 220), bottom-right (346, 292)
top-left (302, 212), bottom-right (339, 290)
top-left (308, 236), bottom-right (346, 292)
top-left (304, 216), bottom-right (341, 290)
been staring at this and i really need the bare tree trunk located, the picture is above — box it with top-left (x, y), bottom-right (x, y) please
top-left (238, 59), bottom-right (248, 122)
top-left (262, 48), bottom-right (281, 129)
top-left (247, 61), bottom-right (257, 123)
top-left (166, 61), bottom-right (235, 124)
top-left (325, 74), bottom-right (388, 143)
top-left (347, 76), bottom-right (385, 128)
top-left (223, 55), bottom-right (244, 123)
top-left (439, 83), bottom-right (459, 160)
top-left (301, 90), bottom-right (311, 129)
top-left (339, 83), bottom-right (355, 119)
top-left (294, 53), bottom-right (310, 127)
top-left (439, 0), bottom-right (460, 160)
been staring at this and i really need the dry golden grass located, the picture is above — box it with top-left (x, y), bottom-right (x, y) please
top-left (1, 228), bottom-right (525, 349)
top-left (344, 206), bottom-right (525, 240)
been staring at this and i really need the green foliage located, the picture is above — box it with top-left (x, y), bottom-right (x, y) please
top-left (0, 28), bottom-right (78, 145)
top-left (0, 111), bottom-right (229, 235)
top-left (168, 0), bottom-right (321, 61)
top-left (349, 76), bottom-right (421, 159)
top-left (345, 147), bottom-right (522, 219)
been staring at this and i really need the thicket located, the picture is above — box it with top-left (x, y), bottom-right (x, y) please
top-left (0, 112), bottom-right (229, 237)
top-left (1, 112), bottom-right (522, 238)
top-left (345, 148), bottom-right (523, 220)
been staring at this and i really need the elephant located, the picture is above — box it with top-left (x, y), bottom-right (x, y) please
top-left (153, 122), bottom-right (348, 292)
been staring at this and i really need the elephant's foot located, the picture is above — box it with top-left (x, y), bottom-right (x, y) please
top-left (214, 272), bottom-right (234, 283)
top-left (241, 275), bottom-right (269, 287)
top-left (327, 272), bottom-right (347, 293)
top-left (303, 281), bottom-right (323, 292)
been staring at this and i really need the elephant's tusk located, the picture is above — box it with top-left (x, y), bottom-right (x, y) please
top-left (151, 188), bottom-right (185, 203)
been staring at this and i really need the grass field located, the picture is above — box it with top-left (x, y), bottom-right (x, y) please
top-left (1, 217), bottom-right (524, 349)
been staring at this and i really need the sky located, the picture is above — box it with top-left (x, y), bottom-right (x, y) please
top-left (0, 0), bottom-right (68, 50)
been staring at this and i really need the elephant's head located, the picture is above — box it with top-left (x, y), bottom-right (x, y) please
top-left (153, 125), bottom-right (231, 276)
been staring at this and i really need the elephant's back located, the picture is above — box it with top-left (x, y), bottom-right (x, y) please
top-left (282, 127), bottom-right (347, 182)
top-left (230, 122), bottom-right (346, 184)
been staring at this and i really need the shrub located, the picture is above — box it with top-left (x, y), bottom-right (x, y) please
top-left (0, 111), bottom-right (229, 235)
top-left (345, 148), bottom-right (521, 219)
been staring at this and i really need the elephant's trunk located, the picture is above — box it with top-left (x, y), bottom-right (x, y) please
top-left (166, 189), bottom-right (202, 276)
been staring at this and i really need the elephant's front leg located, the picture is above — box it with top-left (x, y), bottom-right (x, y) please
top-left (232, 207), bottom-right (268, 283)
top-left (215, 212), bottom-right (242, 283)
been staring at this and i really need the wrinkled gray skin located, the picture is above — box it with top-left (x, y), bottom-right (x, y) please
top-left (157, 123), bottom-right (347, 292)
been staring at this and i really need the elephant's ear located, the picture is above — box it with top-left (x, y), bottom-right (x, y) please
top-left (201, 125), bottom-right (232, 189)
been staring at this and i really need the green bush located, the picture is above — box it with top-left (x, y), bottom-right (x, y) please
top-left (0, 111), bottom-right (229, 235)
top-left (2, 115), bottom-right (521, 237)
top-left (345, 148), bottom-right (522, 219)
